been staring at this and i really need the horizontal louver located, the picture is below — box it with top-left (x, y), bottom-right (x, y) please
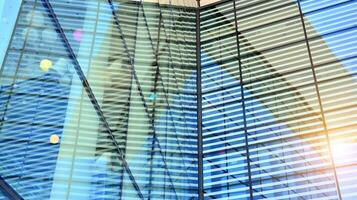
top-left (1, 0), bottom-right (356, 199)
top-left (200, 0), bottom-right (357, 199)
top-left (0, 0), bottom-right (197, 199)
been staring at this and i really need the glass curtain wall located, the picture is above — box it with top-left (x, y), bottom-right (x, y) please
top-left (300, 0), bottom-right (357, 199)
top-left (200, 0), bottom-right (357, 199)
top-left (0, 0), bottom-right (197, 199)
top-left (0, 0), bottom-right (356, 199)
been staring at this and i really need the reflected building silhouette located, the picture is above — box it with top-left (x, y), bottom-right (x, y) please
top-left (0, 0), bottom-right (356, 199)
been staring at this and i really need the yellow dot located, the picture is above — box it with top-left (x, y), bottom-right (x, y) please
top-left (40, 59), bottom-right (52, 72)
top-left (50, 134), bottom-right (60, 144)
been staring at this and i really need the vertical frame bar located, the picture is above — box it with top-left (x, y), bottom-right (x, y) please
top-left (232, 0), bottom-right (253, 199)
top-left (296, 1), bottom-right (342, 199)
top-left (196, 0), bottom-right (204, 199)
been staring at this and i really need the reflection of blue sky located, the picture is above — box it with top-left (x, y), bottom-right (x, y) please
top-left (300, 0), bottom-right (357, 80)
top-left (0, 0), bottom-right (356, 198)
top-left (300, 1), bottom-right (357, 199)
top-left (201, 53), bottom-right (310, 198)
top-left (1, 2), bottom-right (356, 75)
top-left (0, 71), bottom-right (71, 199)
top-left (1, 1), bottom-right (355, 78)
top-left (0, 2), bottom-right (117, 199)
top-left (0, 0), bottom-right (22, 67)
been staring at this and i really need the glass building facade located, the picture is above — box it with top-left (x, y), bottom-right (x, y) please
top-left (0, 0), bottom-right (356, 199)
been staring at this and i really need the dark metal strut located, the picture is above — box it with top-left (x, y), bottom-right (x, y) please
top-left (196, 0), bottom-right (204, 199)
top-left (296, 1), bottom-right (342, 199)
top-left (232, 1), bottom-right (254, 199)
top-left (0, 175), bottom-right (23, 200)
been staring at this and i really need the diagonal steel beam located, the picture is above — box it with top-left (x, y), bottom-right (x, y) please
top-left (118, 3), bottom-right (140, 199)
top-left (40, 0), bottom-right (144, 199)
top-left (0, 175), bottom-right (24, 200)
top-left (147, 11), bottom-right (163, 200)
top-left (141, 3), bottom-right (196, 188)
top-left (107, 1), bottom-right (187, 198)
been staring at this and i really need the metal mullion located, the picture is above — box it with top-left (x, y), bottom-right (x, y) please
top-left (41, 1), bottom-right (145, 199)
top-left (200, 9), bottom-right (294, 191)
top-left (202, 100), bottom-right (320, 181)
top-left (297, 1), bottom-right (342, 199)
top-left (239, 24), bottom-right (357, 59)
top-left (251, 139), bottom-right (328, 198)
top-left (195, 0), bottom-right (204, 199)
top-left (218, 27), bottom-right (230, 197)
top-left (232, 1), bottom-right (253, 199)
top-left (204, 159), bottom-right (268, 199)
top-left (203, 76), bottom-right (318, 107)
top-left (158, 7), bottom-right (203, 195)
top-left (205, 157), bottom-right (335, 198)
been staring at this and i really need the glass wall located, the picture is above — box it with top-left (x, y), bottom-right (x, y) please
top-left (200, 0), bottom-right (357, 199)
top-left (0, 0), bottom-right (197, 199)
top-left (0, 0), bottom-right (356, 199)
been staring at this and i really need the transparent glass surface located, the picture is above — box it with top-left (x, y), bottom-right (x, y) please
top-left (0, 0), bottom-right (356, 199)
top-left (0, 0), bottom-right (197, 199)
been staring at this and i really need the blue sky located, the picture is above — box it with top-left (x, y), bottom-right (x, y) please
top-left (0, 0), bottom-right (22, 67)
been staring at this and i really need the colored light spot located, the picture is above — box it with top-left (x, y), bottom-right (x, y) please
top-left (50, 134), bottom-right (60, 144)
top-left (149, 92), bottom-right (157, 101)
top-left (40, 59), bottom-right (52, 72)
top-left (73, 29), bottom-right (82, 42)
